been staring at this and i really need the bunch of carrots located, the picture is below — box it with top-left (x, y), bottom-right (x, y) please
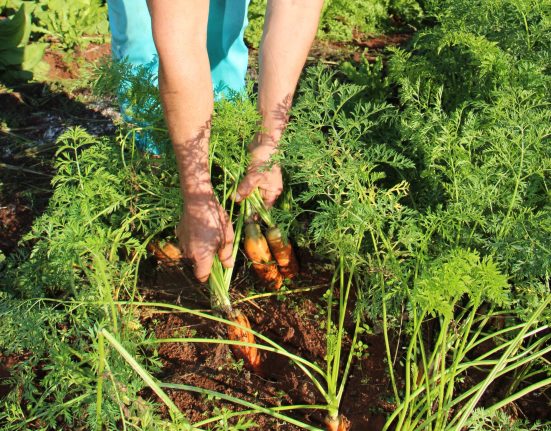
top-left (243, 189), bottom-right (299, 291)
top-left (147, 189), bottom-right (298, 373)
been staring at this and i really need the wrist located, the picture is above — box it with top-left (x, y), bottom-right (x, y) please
top-left (249, 132), bottom-right (280, 160)
top-left (180, 175), bottom-right (214, 202)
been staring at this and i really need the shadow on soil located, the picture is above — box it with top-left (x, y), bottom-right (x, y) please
top-left (0, 80), bottom-right (118, 254)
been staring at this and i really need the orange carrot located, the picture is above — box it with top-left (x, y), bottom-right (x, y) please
top-left (324, 415), bottom-right (349, 431)
top-left (265, 226), bottom-right (299, 279)
top-left (147, 241), bottom-right (182, 266)
top-left (244, 223), bottom-right (283, 290)
top-left (227, 310), bottom-right (262, 373)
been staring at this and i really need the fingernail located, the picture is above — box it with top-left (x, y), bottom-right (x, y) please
top-left (233, 192), bottom-right (241, 202)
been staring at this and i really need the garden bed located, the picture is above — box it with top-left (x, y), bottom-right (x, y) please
top-left (1, 0), bottom-right (550, 430)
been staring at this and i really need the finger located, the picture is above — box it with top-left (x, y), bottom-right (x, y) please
top-left (193, 251), bottom-right (215, 283)
top-left (177, 239), bottom-right (189, 259)
top-left (235, 172), bottom-right (261, 202)
top-left (178, 241), bottom-right (191, 259)
top-left (218, 221), bottom-right (235, 268)
top-left (260, 188), bottom-right (281, 209)
top-left (175, 221), bottom-right (188, 257)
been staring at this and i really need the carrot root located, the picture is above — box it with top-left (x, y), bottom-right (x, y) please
top-left (226, 310), bottom-right (262, 373)
top-left (250, 263), bottom-right (284, 291)
top-left (244, 223), bottom-right (284, 289)
top-left (265, 226), bottom-right (299, 279)
top-left (147, 241), bottom-right (182, 266)
top-left (324, 415), bottom-right (349, 431)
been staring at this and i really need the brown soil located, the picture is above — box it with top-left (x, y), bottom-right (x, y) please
top-left (0, 353), bottom-right (29, 401)
top-left (139, 256), bottom-right (395, 430)
top-left (309, 32), bottom-right (413, 64)
top-left (139, 248), bottom-right (551, 430)
top-left (43, 42), bottom-right (111, 81)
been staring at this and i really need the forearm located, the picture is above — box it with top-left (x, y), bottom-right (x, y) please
top-left (148, 0), bottom-right (214, 199)
top-left (159, 63), bottom-right (214, 199)
top-left (256, 0), bottom-right (324, 148)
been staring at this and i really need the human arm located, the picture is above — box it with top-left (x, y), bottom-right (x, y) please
top-left (147, 0), bottom-right (234, 282)
top-left (235, 0), bottom-right (324, 207)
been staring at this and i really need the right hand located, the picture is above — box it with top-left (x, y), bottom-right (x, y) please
top-left (176, 193), bottom-right (235, 282)
top-left (234, 137), bottom-right (283, 209)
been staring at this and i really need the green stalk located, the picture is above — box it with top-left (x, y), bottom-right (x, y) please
top-left (329, 257), bottom-right (347, 406)
top-left (416, 316), bottom-right (432, 430)
top-left (370, 228), bottom-right (400, 404)
top-left (232, 284), bottom-right (326, 305)
top-left (451, 296), bottom-right (550, 430)
top-left (248, 188), bottom-right (275, 227)
top-left (325, 265), bottom-right (339, 398)
top-left (96, 331), bottom-right (105, 431)
top-left (396, 307), bottom-right (426, 431)
top-left (486, 377), bottom-right (551, 415)
top-left (85, 250), bottom-right (118, 332)
top-left (104, 360), bottom-right (128, 431)
top-left (498, 132), bottom-right (525, 239)
top-left (404, 334), bottom-right (551, 431)
top-left (336, 314), bottom-right (361, 402)
top-left (465, 320), bottom-right (537, 354)
top-left (101, 329), bottom-right (191, 427)
top-left (194, 404), bottom-right (329, 428)
top-left (434, 316), bottom-right (451, 431)
top-left (208, 194), bottom-right (245, 313)
top-left (441, 304), bottom-right (479, 423)
top-left (162, 382), bottom-right (324, 431)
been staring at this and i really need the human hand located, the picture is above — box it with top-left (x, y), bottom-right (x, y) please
top-left (234, 139), bottom-right (283, 209)
top-left (176, 193), bottom-right (235, 282)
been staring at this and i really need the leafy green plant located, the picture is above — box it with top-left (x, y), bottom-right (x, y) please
top-left (32, 0), bottom-right (109, 50)
top-left (0, 2), bottom-right (48, 82)
top-left (381, 251), bottom-right (551, 431)
top-left (2, 0), bottom-right (550, 428)
top-left (245, 0), bottom-right (423, 48)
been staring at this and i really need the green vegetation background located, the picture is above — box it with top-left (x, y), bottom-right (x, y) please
top-left (0, 0), bottom-right (550, 430)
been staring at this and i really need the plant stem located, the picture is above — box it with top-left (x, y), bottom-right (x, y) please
top-left (96, 331), bottom-right (105, 431)
top-left (162, 382), bottom-right (324, 431)
top-left (101, 329), bottom-right (191, 427)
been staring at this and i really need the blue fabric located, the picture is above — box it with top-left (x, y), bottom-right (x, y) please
top-left (107, 0), bottom-right (250, 154)
top-left (107, 0), bottom-right (250, 95)
top-left (207, 0), bottom-right (250, 96)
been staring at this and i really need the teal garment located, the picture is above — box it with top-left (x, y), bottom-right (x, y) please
top-left (107, 0), bottom-right (250, 93)
top-left (107, 0), bottom-right (250, 153)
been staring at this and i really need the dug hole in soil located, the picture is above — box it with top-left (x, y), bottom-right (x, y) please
top-left (139, 253), bottom-right (392, 431)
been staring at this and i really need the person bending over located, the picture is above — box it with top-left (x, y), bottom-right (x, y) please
top-left (146, 0), bottom-right (323, 281)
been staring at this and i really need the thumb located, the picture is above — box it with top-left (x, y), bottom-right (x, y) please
top-left (235, 172), bottom-right (261, 203)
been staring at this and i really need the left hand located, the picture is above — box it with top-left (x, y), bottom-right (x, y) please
top-left (234, 141), bottom-right (283, 209)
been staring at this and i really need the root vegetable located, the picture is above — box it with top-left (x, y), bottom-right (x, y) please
top-left (324, 415), bottom-right (349, 431)
top-left (265, 226), bottom-right (299, 279)
top-left (227, 310), bottom-right (262, 373)
top-left (147, 241), bottom-right (182, 265)
top-left (244, 223), bottom-right (284, 290)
